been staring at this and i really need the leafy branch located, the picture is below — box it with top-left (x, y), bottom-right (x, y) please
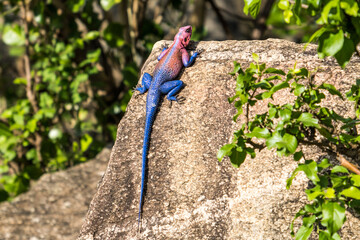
top-left (218, 54), bottom-right (360, 239)
top-left (243, 0), bottom-right (360, 68)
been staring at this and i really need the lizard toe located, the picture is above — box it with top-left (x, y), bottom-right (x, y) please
top-left (177, 96), bottom-right (186, 104)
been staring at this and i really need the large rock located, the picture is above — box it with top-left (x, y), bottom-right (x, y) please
top-left (78, 39), bottom-right (360, 239)
top-left (0, 147), bottom-right (111, 240)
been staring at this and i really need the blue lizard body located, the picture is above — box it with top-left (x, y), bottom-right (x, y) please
top-left (135, 25), bottom-right (199, 228)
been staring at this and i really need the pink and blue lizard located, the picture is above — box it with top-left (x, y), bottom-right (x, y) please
top-left (135, 25), bottom-right (200, 227)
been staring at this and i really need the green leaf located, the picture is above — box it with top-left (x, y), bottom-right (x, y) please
top-left (305, 27), bottom-right (327, 49)
top-left (331, 165), bottom-right (349, 174)
top-left (319, 30), bottom-right (344, 57)
top-left (39, 93), bottom-right (55, 118)
top-left (324, 188), bottom-right (336, 199)
top-left (321, 202), bottom-right (346, 234)
top-left (331, 176), bottom-right (348, 188)
top-left (254, 80), bottom-right (273, 90)
top-left (39, 92), bottom-right (54, 109)
top-left (304, 204), bottom-right (317, 214)
top-left (293, 0), bottom-right (302, 24)
top-left (291, 210), bottom-right (307, 236)
top-left (287, 169), bottom-right (299, 189)
top-left (252, 53), bottom-right (259, 62)
top-left (230, 61), bottom-right (242, 75)
top-left (294, 151), bottom-right (303, 161)
top-left (67, 0), bottom-right (85, 13)
top-left (13, 77), bottom-right (27, 85)
top-left (86, 49), bottom-right (102, 63)
top-left (301, 160), bottom-right (320, 184)
top-left (303, 215), bottom-right (316, 227)
top-left (266, 131), bottom-right (283, 149)
top-left (261, 91), bottom-right (273, 99)
top-left (229, 147), bottom-right (247, 168)
top-left (101, 0), bottom-right (122, 11)
top-left (0, 122), bottom-right (12, 137)
top-left (279, 108), bottom-right (292, 122)
top-left (246, 147), bottom-right (256, 158)
top-left (264, 68), bottom-right (286, 75)
top-left (319, 230), bottom-right (331, 240)
top-left (217, 144), bottom-right (234, 161)
top-left (306, 187), bottom-right (324, 200)
top-left (318, 83), bottom-right (343, 99)
top-left (26, 119), bottom-right (37, 133)
top-left (80, 134), bottom-right (93, 152)
top-left (278, 0), bottom-right (290, 10)
top-left (334, 37), bottom-right (355, 68)
top-left (269, 106), bottom-right (277, 119)
top-left (340, 0), bottom-right (359, 16)
top-left (243, 0), bottom-right (262, 18)
top-left (84, 31), bottom-right (100, 40)
top-left (246, 127), bottom-right (270, 138)
top-left (297, 113), bottom-right (320, 128)
top-left (266, 132), bottom-right (298, 154)
top-left (294, 84), bottom-right (305, 96)
top-left (318, 0), bottom-right (342, 24)
top-left (2, 24), bottom-right (25, 46)
top-left (340, 186), bottom-right (360, 199)
top-left (25, 148), bottom-right (37, 161)
top-left (351, 175), bottom-right (360, 187)
top-left (283, 133), bottom-right (298, 153)
top-left (318, 158), bottom-right (332, 170)
top-left (284, 9), bottom-right (294, 23)
top-left (295, 225), bottom-right (313, 240)
top-left (271, 81), bottom-right (290, 94)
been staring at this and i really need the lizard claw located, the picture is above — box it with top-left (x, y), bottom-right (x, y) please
top-left (168, 96), bottom-right (185, 108)
top-left (161, 43), bottom-right (169, 50)
top-left (176, 96), bottom-right (186, 104)
top-left (132, 85), bottom-right (141, 98)
top-left (194, 48), bottom-right (204, 56)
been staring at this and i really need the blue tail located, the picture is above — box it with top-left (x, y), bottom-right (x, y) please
top-left (138, 95), bottom-right (159, 229)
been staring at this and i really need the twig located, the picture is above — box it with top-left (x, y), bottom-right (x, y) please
top-left (206, 0), bottom-right (233, 39)
top-left (21, 0), bottom-right (43, 163)
top-left (247, 139), bottom-right (266, 151)
top-left (2, 5), bottom-right (19, 15)
top-left (337, 154), bottom-right (360, 175)
top-left (215, 6), bottom-right (254, 22)
top-left (22, 1), bottom-right (38, 113)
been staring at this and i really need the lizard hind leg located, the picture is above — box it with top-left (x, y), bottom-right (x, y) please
top-left (160, 80), bottom-right (185, 103)
top-left (135, 73), bottom-right (153, 94)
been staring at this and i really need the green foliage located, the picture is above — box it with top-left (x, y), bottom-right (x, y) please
top-left (247, 0), bottom-right (360, 68)
top-left (282, 0), bottom-right (360, 68)
top-left (0, 0), bottom-right (141, 201)
top-left (219, 55), bottom-right (360, 239)
top-left (244, 0), bottom-right (262, 18)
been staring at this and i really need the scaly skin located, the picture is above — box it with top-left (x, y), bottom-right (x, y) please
top-left (135, 25), bottom-right (199, 228)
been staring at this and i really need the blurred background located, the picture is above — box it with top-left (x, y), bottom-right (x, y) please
top-left (0, 0), bottom-right (328, 202)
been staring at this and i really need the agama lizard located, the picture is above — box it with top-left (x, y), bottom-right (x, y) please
top-left (135, 25), bottom-right (199, 228)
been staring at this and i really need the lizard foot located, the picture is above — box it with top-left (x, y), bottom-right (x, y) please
top-left (195, 48), bottom-right (204, 56)
top-left (161, 43), bottom-right (169, 50)
top-left (176, 96), bottom-right (186, 104)
top-left (132, 84), bottom-right (141, 98)
top-left (167, 96), bottom-right (185, 108)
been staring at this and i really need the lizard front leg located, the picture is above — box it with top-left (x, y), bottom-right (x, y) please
top-left (157, 44), bottom-right (169, 61)
top-left (181, 48), bottom-right (199, 67)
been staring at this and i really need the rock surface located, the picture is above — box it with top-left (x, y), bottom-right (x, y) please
top-left (0, 147), bottom-right (111, 240)
top-left (78, 39), bottom-right (360, 239)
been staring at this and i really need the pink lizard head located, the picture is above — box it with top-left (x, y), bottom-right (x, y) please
top-left (175, 25), bottom-right (192, 48)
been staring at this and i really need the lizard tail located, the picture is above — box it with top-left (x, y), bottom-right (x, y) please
top-left (138, 102), bottom-right (158, 229)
